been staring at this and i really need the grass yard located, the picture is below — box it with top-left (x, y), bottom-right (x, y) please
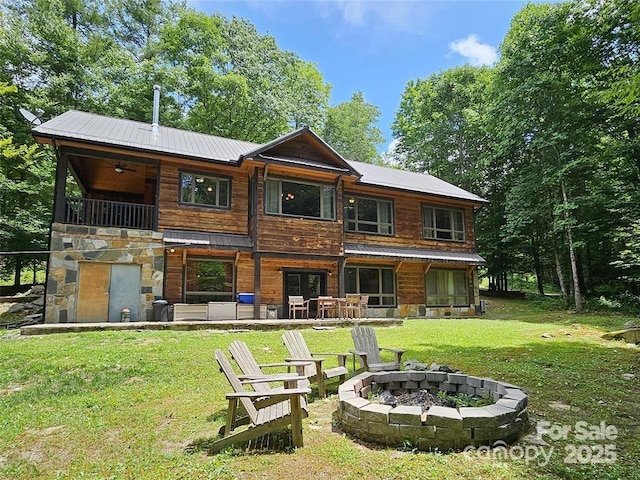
top-left (0, 298), bottom-right (638, 479)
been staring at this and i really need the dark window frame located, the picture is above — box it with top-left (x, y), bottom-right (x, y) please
top-left (344, 194), bottom-right (394, 236)
top-left (425, 268), bottom-right (469, 306)
top-left (345, 265), bottom-right (396, 307)
top-left (422, 204), bottom-right (465, 242)
top-left (264, 176), bottom-right (336, 221)
top-left (179, 171), bottom-right (232, 210)
top-left (183, 256), bottom-right (235, 303)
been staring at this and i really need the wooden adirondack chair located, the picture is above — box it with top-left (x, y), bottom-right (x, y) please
top-left (210, 349), bottom-right (310, 453)
top-left (228, 340), bottom-right (312, 395)
top-left (350, 325), bottom-right (406, 372)
top-left (282, 330), bottom-right (349, 397)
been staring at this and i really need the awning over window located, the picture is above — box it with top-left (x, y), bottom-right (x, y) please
top-left (344, 243), bottom-right (485, 265)
top-left (163, 229), bottom-right (253, 251)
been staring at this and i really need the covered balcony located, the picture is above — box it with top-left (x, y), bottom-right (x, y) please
top-left (52, 147), bottom-right (158, 231)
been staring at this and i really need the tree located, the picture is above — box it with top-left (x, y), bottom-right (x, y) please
top-left (159, 12), bottom-right (331, 142)
top-left (0, 83), bottom-right (53, 284)
top-left (491, 1), bottom-right (612, 311)
top-left (392, 66), bottom-right (493, 193)
top-left (321, 91), bottom-right (385, 163)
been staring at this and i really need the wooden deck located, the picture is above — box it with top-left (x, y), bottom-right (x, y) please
top-left (19, 317), bottom-right (403, 336)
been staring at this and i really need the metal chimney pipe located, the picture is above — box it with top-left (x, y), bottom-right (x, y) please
top-left (152, 85), bottom-right (161, 134)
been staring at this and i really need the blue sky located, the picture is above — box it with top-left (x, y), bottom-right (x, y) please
top-left (189, 1), bottom-right (533, 152)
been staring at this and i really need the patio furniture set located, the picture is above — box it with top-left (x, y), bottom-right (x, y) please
top-left (288, 294), bottom-right (370, 320)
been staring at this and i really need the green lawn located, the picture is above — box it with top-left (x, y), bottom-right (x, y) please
top-left (0, 298), bottom-right (638, 479)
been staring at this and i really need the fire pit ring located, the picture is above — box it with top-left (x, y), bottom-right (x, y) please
top-left (335, 370), bottom-right (529, 451)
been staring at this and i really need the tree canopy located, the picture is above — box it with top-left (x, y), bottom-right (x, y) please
top-left (392, 0), bottom-right (640, 310)
top-left (0, 0), bottom-right (385, 284)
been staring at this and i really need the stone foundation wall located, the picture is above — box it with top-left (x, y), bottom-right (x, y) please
top-left (46, 223), bottom-right (165, 323)
top-left (336, 371), bottom-right (529, 451)
top-left (367, 305), bottom-right (478, 319)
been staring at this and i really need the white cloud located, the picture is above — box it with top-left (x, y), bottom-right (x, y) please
top-left (449, 34), bottom-right (497, 66)
top-left (318, 0), bottom-right (437, 33)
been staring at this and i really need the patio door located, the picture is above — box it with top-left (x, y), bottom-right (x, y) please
top-left (284, 271), bottom-right (326, 316)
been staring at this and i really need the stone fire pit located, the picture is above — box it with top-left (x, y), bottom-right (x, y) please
top-left (335, 370), bottom-right (529, 451)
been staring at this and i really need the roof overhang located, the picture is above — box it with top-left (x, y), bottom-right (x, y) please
top-left (163, 230), bottom-right (253, 251)
top-left (344, 243), bottom-right (485, 265)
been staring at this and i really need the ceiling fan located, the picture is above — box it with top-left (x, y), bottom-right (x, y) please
top-left (112, 162), bottom-right (137, 174)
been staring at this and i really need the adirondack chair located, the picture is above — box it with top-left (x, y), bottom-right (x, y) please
top-left (228, 340), bottom-right (312, 395)
top-left (350, 325), bottom-right (406, 372)
top-left (282, 330), bottom-right (349, 397)
top-left (210, 349), bottom-right (310, 453)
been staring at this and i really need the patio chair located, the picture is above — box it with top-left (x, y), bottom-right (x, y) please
top-left (343, 293), bottom-right (361, 318)
top-left (282, 330), bottom-right (350, 397)
top-left (358, 295), bottom-right (370, 318)
top-left (210, 349), bottom-right (310, 453)
top-left (316, 296), bottom-right (337, 319)
top-left (350, 325), bottom-right (406, 372)
top-left (288, 296), bottom-right (310, 319)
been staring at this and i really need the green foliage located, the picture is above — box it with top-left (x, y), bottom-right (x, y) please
top-left (321, 91), bottom-right (385, 163)
top-left (0, 83), bottom-right (53, 282)
top-left (393, 65), bottom-right (494, 193)
top-left (393, 0), bottom-right (640, 302)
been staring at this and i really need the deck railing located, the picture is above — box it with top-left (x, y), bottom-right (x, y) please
top-left (64, 197), bottom-right (156, 230)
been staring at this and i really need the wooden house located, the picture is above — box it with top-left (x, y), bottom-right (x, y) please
top-left (32, 110), bottom-right (486, 323)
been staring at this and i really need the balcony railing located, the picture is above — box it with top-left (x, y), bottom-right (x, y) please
top-left (64, 197), bottom-right (156, 230)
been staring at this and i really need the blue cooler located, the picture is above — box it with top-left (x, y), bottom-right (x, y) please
top-left (237, 293), bottom-right (254, 304)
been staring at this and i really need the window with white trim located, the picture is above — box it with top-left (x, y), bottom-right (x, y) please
top-left (180, 172), bottom-right (230, 208)
top-left (422, 205), bottom-right (465, 241)
top-left (265, 178), bottom-right (335, 220)
top-left (345, 195), bottom-right (393, 235)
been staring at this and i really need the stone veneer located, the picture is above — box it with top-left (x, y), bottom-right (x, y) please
top-left (46, 223), bottom-right (165, 323)
top-left (336, 371), bottom-right (529, 451)
top-left (367, 305), bottom-right (478, 319)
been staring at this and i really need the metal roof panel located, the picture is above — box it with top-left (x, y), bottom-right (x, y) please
top-left (345, 160), bottom-right (487, 204)
top-left (33, 110), bottom-right (259, 163)
top-left (345, 243), bottom-right (485, 264)
top-left (163, 230), bottom-right (253, 250)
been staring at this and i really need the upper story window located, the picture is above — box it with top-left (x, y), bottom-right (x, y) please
top-left (265, 178), bottom-right (335, 220)
top-left (345, 195), bottom-right (393, 235)
top-left (422, 205), bottom-right (465, 241)
top-left (180, 172), bottom-right (230, 209)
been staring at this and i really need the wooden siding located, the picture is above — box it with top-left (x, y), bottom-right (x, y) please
top-left (396, 262), bottom-right (426, 305)
top-left (254, 165), bottom-right (344, 256)
top-left (164, 249), bottom-right (254, 303)
top-left (157, 161), bottom-right (249, 234)
top-left (343, 184), bottom-right (477, 252)
top-left (260, 257), bottom-right (339, 305)
top-left (164, 249), bottom-right (184, 303)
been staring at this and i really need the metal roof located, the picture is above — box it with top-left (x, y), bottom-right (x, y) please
top-left (345, 243), bottom-right (485, 265)
top-left (32, 110), bottom-right (259, 164)
top-left (33, 110), bottom-right (487, 203)
top-left (345, 160), bottom-right (487, 204)
top-left (163, 230), bottom-right (253, 250)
